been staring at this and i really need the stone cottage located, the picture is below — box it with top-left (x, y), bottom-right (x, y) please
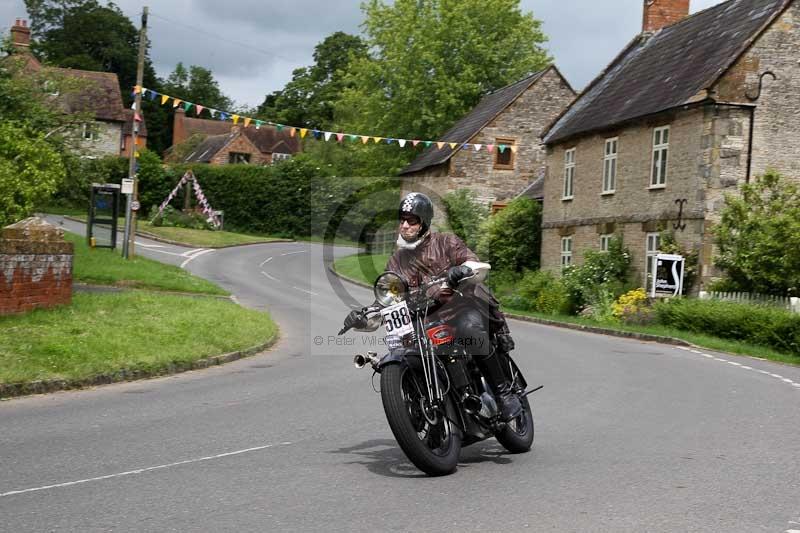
top-left (7, 19), bottom-right (147, 157)
top-left (399, 65), bottom-right (575, 227)
top-left (540, 0), bottom-right (800, 290)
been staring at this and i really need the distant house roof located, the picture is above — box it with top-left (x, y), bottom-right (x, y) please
top-left (179, 115), bottom-right (232, 138)
top-left (544, 0), bottom-right (791, 144)
top-left (243, 127), bottom-right (301, 154)
top-left (515, 176), bottom-right (544, 201)
top-left (400, 68), bottom-right (555, 175)
top-left (50, 68), bottom-right (127, 123)
top-left (184, 133), bottom-right (237, 163)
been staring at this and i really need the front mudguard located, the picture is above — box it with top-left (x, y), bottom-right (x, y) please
top-left (376, 347), bottom-right (421, 372)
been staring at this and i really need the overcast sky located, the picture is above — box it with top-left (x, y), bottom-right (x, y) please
top-left (2, 0), bottom-right (727, 110)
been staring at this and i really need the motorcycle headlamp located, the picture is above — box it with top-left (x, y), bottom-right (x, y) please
top-left (374, 272), bottom-right (408, 307)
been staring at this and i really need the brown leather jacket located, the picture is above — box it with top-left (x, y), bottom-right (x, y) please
top-left (386, 232), bottom-right (501, 322)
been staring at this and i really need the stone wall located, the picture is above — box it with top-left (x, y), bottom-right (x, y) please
top-left (401, 67), bottom-right (575, 229)
top-left (713, 1), bottom-right (800, 180)
top-left (0, 218), bottom-right (74, 315)
top-left (76, 120), bottom-right (123, 158)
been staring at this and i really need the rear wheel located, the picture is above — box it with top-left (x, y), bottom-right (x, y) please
top-left (380, 363), bottom-right (461, 476)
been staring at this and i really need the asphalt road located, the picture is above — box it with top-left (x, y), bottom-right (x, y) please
top-left (2, 218), bottom-right (799, 532)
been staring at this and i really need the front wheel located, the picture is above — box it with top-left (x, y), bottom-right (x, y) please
top-left (380, 364), bottom-right (462, 476)
top-left (495, 395), bottom-right (534, 453)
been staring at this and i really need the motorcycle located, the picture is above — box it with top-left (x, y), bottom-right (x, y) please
top-left (338, 261), bottom-right (541, 476)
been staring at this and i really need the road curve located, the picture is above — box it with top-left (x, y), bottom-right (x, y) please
top-left (1, 219), bottom-right (799, 532)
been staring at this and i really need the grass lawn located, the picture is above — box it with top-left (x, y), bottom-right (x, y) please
top-left (332, 252), bottom-right (391, 286)
top-left (135, 223), bottom-right (283, 248)
top-left (66, 232), bottom-right (227, 295)
top-left (331, 252), bottom-right (800, 366)
top-left (0, 292), bottom-right (277, 384)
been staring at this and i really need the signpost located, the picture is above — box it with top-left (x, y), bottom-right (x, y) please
top-left (650, 253), bottom-right (685, 298)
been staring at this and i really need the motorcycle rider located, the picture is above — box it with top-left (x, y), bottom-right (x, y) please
top-left (343, 192), bottom-right (522, 421)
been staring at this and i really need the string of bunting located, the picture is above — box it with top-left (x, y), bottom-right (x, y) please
top-left (153, 171), bottom-right (222, 229)
top-left (132, 85), bottom-right (520, 155)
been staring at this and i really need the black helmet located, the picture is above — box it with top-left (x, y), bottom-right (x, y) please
top-left (399, 192), bottom-right (434, 235)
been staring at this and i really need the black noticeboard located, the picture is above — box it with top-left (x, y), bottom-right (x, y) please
top-left (88, 183), bottom-right (120, 249)
top-left (650, 253), bottom-right (685, 298)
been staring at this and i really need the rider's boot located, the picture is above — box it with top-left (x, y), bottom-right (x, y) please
top-left (478, 349), bottom-right (522, 421)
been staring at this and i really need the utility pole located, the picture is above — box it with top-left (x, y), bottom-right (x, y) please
top-left (123, 6), bottom-right (148, 259)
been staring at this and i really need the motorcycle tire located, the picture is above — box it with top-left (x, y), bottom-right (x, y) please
top-left (495, 395), bottom-right (534, 453)
top-left (380, 363), bottom-right (462, 476)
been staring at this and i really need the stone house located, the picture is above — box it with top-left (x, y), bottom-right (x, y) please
top-left (540, 0), bottom-right (800, 291)
top-left (171, 108), bottom-right (301, 165)
top-left (399, 66), bottom-right (575, 227)
top-left (7, 19), bottom-right (147, 158)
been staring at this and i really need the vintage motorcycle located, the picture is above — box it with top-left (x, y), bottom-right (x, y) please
top-left (338, 261), bottom-right (541, 476)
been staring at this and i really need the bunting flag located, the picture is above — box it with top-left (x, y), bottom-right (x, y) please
top-left (137, 86), bottom-right (528, 154)
top-left (152, 171), bottom-right (222, 229)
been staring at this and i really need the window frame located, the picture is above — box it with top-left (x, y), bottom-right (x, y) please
top-left (493, 138), bottom-right (516, 170)
top-left (228, 152), bottom-right (252, 164)
top-left (600, 234), bottom-right (613, 252)
top-left (271, 152), bottom-right (291, 163)
top-left (563, 148), bottom-right (576, 200)
top-left (561, 236), bottom-right (573, 268)
top-left (602, 137), bottom-right (618, 194)
top-left (645, 232), bottom-right (661, 287)
top-left (649, 126), bottom-right (669, 188)
top-left (81, 123), bottom-right (96, 141)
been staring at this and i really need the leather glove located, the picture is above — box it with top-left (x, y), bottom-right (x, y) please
top-left (343, 309), bottom-right (368, 330)
top-left (446, 265), bottom-right (473, 289)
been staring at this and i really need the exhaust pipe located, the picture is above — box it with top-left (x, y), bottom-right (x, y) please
top-left (462, 394), bottom-right (482, 414)
top-left (353, 352), bottom-right (379, 369)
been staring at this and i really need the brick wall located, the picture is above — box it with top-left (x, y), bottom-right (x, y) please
top-left (209, 132), bottom-right (268, 165)
top-left (0, 218), bottom-right (74, 315)
top-left (642, 0), bottom-right (690, 32)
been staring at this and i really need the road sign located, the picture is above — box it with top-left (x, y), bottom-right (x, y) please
top-left (122, 178), bottom-right (134, 194)
top-left (131, 200), bottom-right (140, 211)
top-left (650, 253), bottom-right (685, 298)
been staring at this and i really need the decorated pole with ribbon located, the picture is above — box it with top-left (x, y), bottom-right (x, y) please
top-left (152, 171), bottom-right (222, 230)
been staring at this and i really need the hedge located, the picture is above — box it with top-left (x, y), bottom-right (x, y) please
top-left (655, 298), bottom-right (800, 356)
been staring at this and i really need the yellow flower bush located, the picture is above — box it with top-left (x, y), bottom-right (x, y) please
top-left (612, 288), bottom-right (650, 322)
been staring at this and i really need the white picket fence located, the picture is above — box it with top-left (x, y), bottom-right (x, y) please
top-left (699, 291), bottom-right (800, 314)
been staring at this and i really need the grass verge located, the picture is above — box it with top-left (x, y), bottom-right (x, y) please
top-left (66, 232), bottom-right (227, 295)
top-left (0, 292), bottom-right (277, 384)
top-left (332, 252), bottom-right (391, 286)
top-left (332, 252), bottom-right (800, 366)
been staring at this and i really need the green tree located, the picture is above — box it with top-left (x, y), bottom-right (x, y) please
top-left (257, 31), bottom-right (367, 130)
top-left (714, 169), bottom-right (800, 296)
top-left (336, 0), bottom-right (551, 141)
top-left (476, 197), bottom-right (541, 273)
top-left (442, 189), bottom-right (489, 250)
top-left (163, 62), bottom-right (233, 111)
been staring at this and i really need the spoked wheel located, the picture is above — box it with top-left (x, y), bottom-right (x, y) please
top-left (380, 364), bottom-right (461, 476)
top-left (496, 394), bottom-right (534, 453)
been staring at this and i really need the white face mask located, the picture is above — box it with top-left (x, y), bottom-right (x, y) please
top-left (397, 231), bottom-right (428, 250)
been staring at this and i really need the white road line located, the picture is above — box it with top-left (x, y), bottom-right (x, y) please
top-left (181, 248), bottom-right (205, 257)
top-left (293, 286), bottom-right (319, 296)
top-left (133, 241), bottom-right (165, 248)
top-left (180, 249), bottom-right (214, 269)
top-left (0, 442), bottom-right (291, 498)
top-left (680, 347), bottom-right (799, 390)
top-left (261, 270), bottom-right (280, 282)
top-left (281, 251), bottom-right (306, 256)
top-left (259, 256), bottom-right (273, 267)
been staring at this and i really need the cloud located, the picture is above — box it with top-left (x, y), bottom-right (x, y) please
top-left (1, 0), bottom-right (729, 108)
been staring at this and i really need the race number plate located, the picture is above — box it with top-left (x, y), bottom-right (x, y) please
top-left (381, 301), bottom-right (413, 337)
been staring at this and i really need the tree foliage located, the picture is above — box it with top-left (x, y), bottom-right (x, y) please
top-left (714, 169), bottom-right (800, 296)
top-left (257, 32), bottom-right (367, 130)
top-left (336, 0), bottom-right (551, 141)
top-left (476, 197), bottom-right (541, 273)
top-left (442, 189), bottom-right (489, 250)
top-left (163, 62), bottom-right (233, 111)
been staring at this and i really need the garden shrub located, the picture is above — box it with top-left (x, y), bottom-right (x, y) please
top-left (562, 236), bottom-right (632, 312)
top-left (442, 189), bottom-right (489, 250)
top-left (654, 298), bottom-right (800, 356)
top-left (612, 288), bottom-right (654, 325)
top-left (476, 197), bottom-right (541, 273)
top-left (151, 205), bottom-right (214, 230)
top-left (516, 270), bottom-right (570, 315)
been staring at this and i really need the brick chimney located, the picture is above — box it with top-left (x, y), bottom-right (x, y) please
top-left (10, 18), bottom-right (31, 52)
top-left (173, 107), bottom-right (186, 146)
top-left (643, 0), bottom-right (690, 33)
